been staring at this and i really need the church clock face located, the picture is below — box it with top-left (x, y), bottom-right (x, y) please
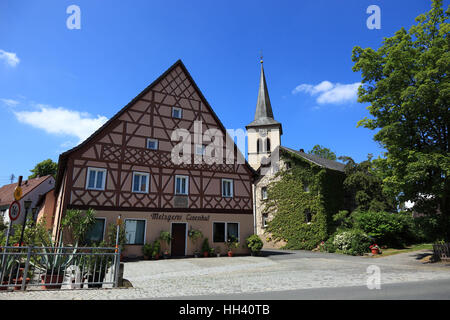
top-left (259, 129), bottom-right (267, 137)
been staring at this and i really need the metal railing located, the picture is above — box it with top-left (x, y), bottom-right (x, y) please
top-left (0, 246), bottom-right (121, 291)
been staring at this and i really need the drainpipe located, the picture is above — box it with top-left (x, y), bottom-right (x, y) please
top-left (252, 183), bottom-right (257, 235)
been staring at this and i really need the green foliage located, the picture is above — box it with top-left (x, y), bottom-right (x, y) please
top-left (106, 222), bottom-right (127, 251)
top-left (159, 231), bottom-right (171, 245)
top-left (151, 240), bottom-right (161, 258)
top-left (85, 241), bottom-right (113, 273)
top-left (28, 159), bottom-right (58, 179)
top-left (339, 155), bottom-right (396, 213)
top-left (188, 228), bottom-right (203, 252)
top-left (264, 152), bottom-right (344, 249)
top-left (308, 145), bottom-right (337, 160)
top-left (245, 234), bottom-right (264, 254)
top-left (61, 208), bottom-right (96, 245)
top-left (353, 211), bottom-right (413, 246)
top-left (332, 229), bottom-right (372, 256)
top-left (142, 243), bottom-right (153, 257)
top-left (225, 235), bottom-right (239, 252)
top-left (351, 0), bottom-right (450, 224)
top-left (201, 238), bottom-right (210, 253)
top-left (1, 219), bottom-right (52, 247)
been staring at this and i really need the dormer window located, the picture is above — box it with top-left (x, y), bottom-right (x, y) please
top-left (172, 107), bottom-right (182, 119)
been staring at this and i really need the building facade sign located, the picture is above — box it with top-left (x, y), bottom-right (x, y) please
top-left (150, 213), bottom-right (210, 222)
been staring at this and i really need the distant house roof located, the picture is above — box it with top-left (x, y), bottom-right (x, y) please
top-left (0, 175), bottom-right (54, 207)
top-left (280, 146), bottom-right (346, 172)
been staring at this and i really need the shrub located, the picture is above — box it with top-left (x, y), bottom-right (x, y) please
top-left (142, 243), bottom-right (153, 257)
top-left (332, 229), bottom-right (371, 255)
top-left (353, 211), bottom-right (408, 247)
top-left (152, 240), bottom-right (161, 258)
top-left (246, 234), bottom-right (264, 254)
top-left (201, 238), bottom-right (210, 253)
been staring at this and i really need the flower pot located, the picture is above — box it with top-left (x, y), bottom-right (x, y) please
top-left (203, 251), bottom-right (209, 257)
top-left (13, 277), bottom-right (30, 290)
top-left (0, 281), bottom-right (8, 291)
top-left (41, 274), bottom-right (64, 290)
top-left (143, 255), bottom-right (150, 260)
top-left (227, 251), bottom-right (233, 257)
top-left (216, 253), bottom-right (221, 257)
top-left (371, 248), bottom-right (379, 255)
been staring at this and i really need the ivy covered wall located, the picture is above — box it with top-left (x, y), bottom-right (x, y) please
top-left (263, 150), bottom-right (346, 250)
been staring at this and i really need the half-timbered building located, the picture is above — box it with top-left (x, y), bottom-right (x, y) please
top-left (50, 60), bottom-right (255, 257)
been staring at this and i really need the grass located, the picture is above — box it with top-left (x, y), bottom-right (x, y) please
top-left (370, 243), bottom-right (433, 258)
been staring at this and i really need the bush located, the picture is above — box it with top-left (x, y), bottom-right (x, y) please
top-left (246, 235), bottom-right (264, 254)
top-left (353, 211), bottom-right (409, 247)
top-left (201, 238), bottom-right (210, 253)
top-left (332, 229), bottom-right (371, 256)
top-left (142, 243), bottom-right (153, 257)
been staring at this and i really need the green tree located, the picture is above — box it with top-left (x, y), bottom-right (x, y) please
top-left (61, 208), bottom-right (96, 245)
top-left (29, 159), bottom-right (58, 179)
top-left (308, 145), bottom-right (337, 161)
top-left (351, 1), bottom-right (449, 223)
top-left (339, 155), bottom-right (397, 213)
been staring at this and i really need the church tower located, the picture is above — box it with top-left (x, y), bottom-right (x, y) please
top-left (246, 59), bottom-right (283, 171)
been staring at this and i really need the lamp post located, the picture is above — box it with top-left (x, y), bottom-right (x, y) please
top-left (19, 200), bottom-right (32, 246)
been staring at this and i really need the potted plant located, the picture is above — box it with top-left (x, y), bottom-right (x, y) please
top-left (152, 240), bottom-right (161, 260)
top-left (209, 247), bottom-right (215, 257)
top-left (370, 244), bottom-right (380, 255)
top-left (188, 228), bottom-right (203, 258)
top-left (225, 236), bottom-right (239, 257)
top-left (159, 231), bottom-right (172, 258)
top-left (246, 234), bottom-right (264, 256)
top-left (215, 247), bottom-right (221, 257)
top-left (201, 238), bottom-right (210, 257)
top-left (142, 243), bottom-right (153, 260)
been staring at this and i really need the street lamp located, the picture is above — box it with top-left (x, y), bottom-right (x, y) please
top-left (19, 200), bottom-right (32, 246)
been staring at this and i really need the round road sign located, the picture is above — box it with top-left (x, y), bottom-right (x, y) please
top-left (9, 201), bottom-right (21, 221)
top-left (14, 186), bottom-right (22, 201)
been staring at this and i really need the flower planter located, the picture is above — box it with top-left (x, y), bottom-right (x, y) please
top-left (88, 271), bottom-right (106, 288)
top-left (227, 251), bottom-right (233, 257)
top-left (371, 248), bottom-right (379, 255)
top-left (203, 252), bottom-right (209, 258)
top-left (216, 253), bottom-right (221, 257)
top-left (41, 274), bottom-right (64, 290)
top-left (0, 281), bottom-right (9, 291)
top-left (13, 277), bottom-right (30, 290)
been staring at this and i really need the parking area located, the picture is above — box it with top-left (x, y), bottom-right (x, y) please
top-left (1, 249), bottom-right (449, 300)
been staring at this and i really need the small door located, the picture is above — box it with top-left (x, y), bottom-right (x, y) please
top-left (171, 223), bottom-right (186, 256)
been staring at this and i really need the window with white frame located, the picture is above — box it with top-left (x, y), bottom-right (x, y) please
top-left (124, 219), bottom-right (146, 245)
top-left (175, 175), bottom-right (188, 195)
top-left (132, 172), bottom-right (150, 193)
top-left (147, 138), bottom-right (158, 150)
top-left (222, 179), bottom-right (233, 198)
top-left (86, 167), bottom-right (107, 190)
top-left (261, 187), bottom-right (268, 200)
top-left (212, 222), bottom-right (239, 243)
top-left (172, 107), bottom-right (182, 119)
top-left (195, 144), bottom-right (206, 155)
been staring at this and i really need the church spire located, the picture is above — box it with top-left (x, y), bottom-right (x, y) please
top-left (246, 59), bottom-right (282, 131)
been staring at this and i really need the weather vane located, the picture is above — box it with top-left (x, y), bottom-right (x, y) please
top-left (259, 50), bottom-right (263, 64)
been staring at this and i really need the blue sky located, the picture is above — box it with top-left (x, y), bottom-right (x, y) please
top-left (0, 0), bottom-right (444, 184)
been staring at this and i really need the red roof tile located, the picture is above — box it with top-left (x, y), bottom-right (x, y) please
top-left (0, 175), bottom-right (53, 207)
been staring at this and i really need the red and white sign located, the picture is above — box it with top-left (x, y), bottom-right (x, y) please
top-left (8, 201), bottom-right (21, 221)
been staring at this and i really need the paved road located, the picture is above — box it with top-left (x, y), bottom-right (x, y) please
top-left (165, 278), bottom-right (450, 300)
top-left (1, 249), bottom-right (449, 300)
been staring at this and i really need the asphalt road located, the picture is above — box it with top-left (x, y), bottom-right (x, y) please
top-left (165, 278), bottom-right (450, 300)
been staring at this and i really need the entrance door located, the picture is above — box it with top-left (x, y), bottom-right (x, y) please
top-left (171, 223), bottom-right (186, 256)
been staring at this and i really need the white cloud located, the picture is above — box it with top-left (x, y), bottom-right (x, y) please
top-left (14, 104), bottom-right (108, 143)
top-left (0, 49), bottom-right (20, 67)
top-left (1, 98), bottom-right (19, 107)
top-left (292, 80), bottom-right (361, 105)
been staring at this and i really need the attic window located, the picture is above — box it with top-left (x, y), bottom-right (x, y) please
top-left (172, 107), bottom-right (182, 119)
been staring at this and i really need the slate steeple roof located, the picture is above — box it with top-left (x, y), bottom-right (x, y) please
top-left (246, 60), bottom-right (282, 133)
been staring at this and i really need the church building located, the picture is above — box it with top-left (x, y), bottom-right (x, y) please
top-left (246, 59), bottom-right (348, 249)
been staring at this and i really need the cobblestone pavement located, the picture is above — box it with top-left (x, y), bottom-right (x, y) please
top-left (1, 249), bottom-right (449, 300)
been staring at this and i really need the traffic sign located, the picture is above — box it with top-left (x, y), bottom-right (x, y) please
top-left (14, 186), bottom-right (22, 201)
top-left (9, 201), bottom-right (21, 221)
